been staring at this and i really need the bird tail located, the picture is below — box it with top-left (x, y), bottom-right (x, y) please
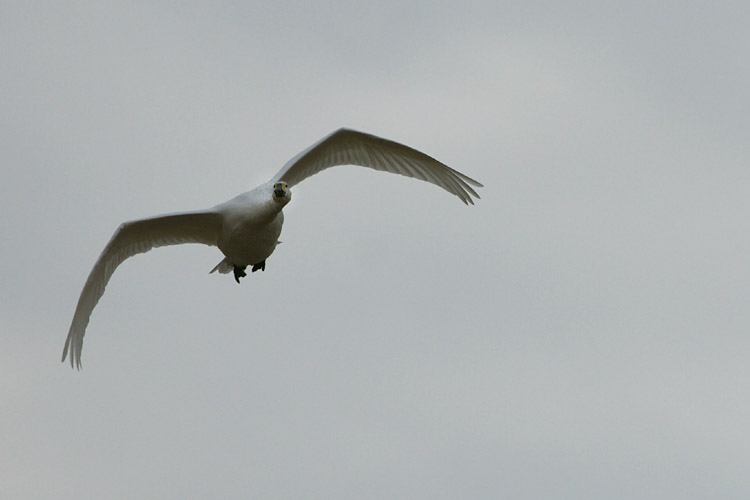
top-left (210, 258), bottom-right (233, 274)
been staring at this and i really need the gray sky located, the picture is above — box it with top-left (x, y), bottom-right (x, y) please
top-left (2, 1), bottom-right (749, 498)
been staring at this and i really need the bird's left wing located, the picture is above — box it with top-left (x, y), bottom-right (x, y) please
top-left (62, 210), bottom-right (223, 369)
top-left (271, 128), bottom-right (483, 204)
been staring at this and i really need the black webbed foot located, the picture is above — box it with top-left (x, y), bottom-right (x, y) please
top-left (251, 260), bottom-right (266, 273)
top-left (233, 265), bottom-right (247, 284)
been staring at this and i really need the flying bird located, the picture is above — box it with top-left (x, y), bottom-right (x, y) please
top-left (62, 128), bottom-right (483, 368)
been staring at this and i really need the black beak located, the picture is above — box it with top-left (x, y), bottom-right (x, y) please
top-left (274, 187), bottom-right (285, 197)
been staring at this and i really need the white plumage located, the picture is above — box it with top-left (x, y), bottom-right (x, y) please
top-left (62, 128), bottom-right (483, 368)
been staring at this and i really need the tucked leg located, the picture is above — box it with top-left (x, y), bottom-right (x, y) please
top-left (251, 260), bottom-right (266, 273)
top-left (233, 265), bottom-right (247, 284)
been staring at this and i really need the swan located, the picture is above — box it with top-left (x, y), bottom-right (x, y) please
top-left (62, 128), bottom-right (483, 368)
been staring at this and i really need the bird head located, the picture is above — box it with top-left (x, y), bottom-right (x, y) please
top-left (273, 181), bottom-right (291, 204)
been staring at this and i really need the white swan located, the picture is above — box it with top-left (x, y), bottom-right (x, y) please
top-left (62, 128), bottom-right (483, 368)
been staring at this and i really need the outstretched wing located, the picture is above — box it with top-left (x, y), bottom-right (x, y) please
top-left (271, 128), bottom-right (483, 205)
top-left (62, 210), bottom-right (223, 369)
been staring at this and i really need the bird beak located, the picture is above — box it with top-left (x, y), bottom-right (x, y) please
top-left (274, 186), bottom-right (285, 197)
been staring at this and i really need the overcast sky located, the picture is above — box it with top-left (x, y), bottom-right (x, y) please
top-left (2, 1), bottom-right (749, 498)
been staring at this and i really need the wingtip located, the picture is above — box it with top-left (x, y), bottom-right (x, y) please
top-left (456, 188), bottom-right (481, 205)
top-left (61, 336), bottom-right (83, 370)
top-left (69, 354), bottom-right (82, 370)
top-left (61, 351), bottom-right (80, 370)
top-left (460, 174), bottom-right (483, 189)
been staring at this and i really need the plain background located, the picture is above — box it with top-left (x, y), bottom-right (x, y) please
top-left (2, 1), bottom-right (749, 498)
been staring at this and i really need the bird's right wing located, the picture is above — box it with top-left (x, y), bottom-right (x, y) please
top-left (62, 210), bottom-right (223, 369)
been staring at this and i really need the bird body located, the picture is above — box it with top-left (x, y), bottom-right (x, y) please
top-left (213, 182), bottom-right (288, 273)
top-left (63, 128), bottom-right (482, 368)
